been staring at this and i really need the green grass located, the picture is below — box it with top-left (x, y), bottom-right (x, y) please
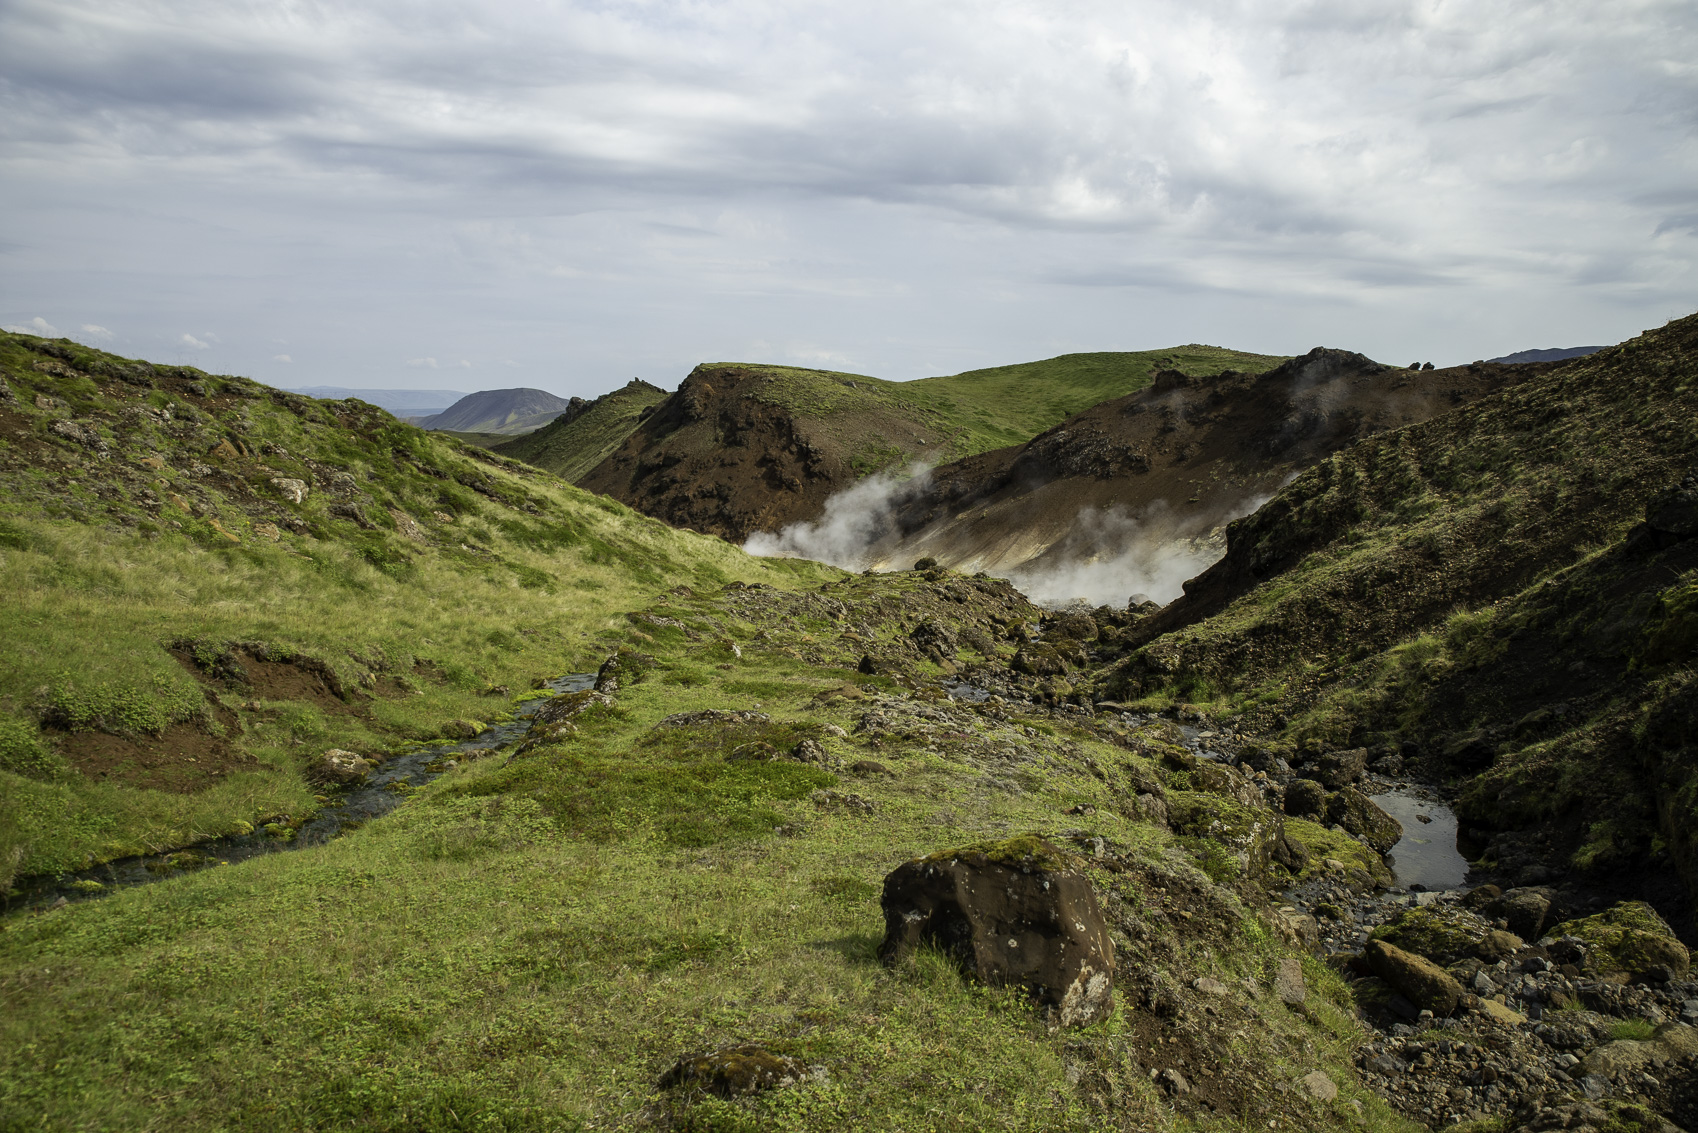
top-left (494, 381), bottom-right (668, 483)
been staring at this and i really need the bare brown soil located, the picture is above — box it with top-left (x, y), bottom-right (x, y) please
top-left (56, 719), bottom-right (254, 793)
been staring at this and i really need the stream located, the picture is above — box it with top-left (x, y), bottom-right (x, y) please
top-left (1372, 787), bottom-right (1472, 891)
top-left (3, 672), bottom-right (596, 915)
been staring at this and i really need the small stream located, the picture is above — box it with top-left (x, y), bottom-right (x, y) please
top-left (1372, 787), bottom-right (1471, 891)
top-left (4, 672), bottom-right (595, 915)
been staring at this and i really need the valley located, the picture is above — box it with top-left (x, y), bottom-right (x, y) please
top-left (0, 318), bottom-right (1695, 1133)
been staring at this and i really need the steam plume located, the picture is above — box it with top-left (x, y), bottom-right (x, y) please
top-left (743, 465), bottom-right (931, 569)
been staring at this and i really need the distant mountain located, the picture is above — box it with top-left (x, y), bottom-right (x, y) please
top-left (1486, 346), bottom-right (1606, 364)
top-left (283, 386), bottom-right (470, 416)
top-left (493, 379), bottom-right (669, 482)
top-left (419, 388), bottom-right (575, 435)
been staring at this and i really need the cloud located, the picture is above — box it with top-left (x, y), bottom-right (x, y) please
top-left (273, 353), bottom-right (292, 362)
top-left (180, 333), bottom-right (210, 349)
top-left (0, 0), bottom-right (1693, 382)
top-left (406, 357), bottom-right (439, 369)
top-left (79, 323), bottom-right (112, 339)
top-left (3, 316), bottom-right (61, 336)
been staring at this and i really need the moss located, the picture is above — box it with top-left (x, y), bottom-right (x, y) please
top-left (1548, 901), bottom-right (1691, 978)
top-left (1370, 905), bottom-right (1491, 964)
top-left (924, 834), bottom-right (1071, 873)
top-left (0, 716), bottom-right (70, 780)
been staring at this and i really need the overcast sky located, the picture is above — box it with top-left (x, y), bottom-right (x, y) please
top-left (3, 0), bottom-right (1695, 397)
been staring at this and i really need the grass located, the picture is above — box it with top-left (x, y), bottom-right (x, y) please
top-left (494, 381), bottom-right (669, 483)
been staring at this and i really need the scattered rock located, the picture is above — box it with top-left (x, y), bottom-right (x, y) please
top-left (809, 789), bottom-right (875, 814)
top-left (658, 1044), bottom-right (806, 1098)
top-left (49, 419), bottom-right (108, 451)
top-left (655, 709), bottom-right (771, 728)
top-left (877, 836), bottom-right (1114, 1027)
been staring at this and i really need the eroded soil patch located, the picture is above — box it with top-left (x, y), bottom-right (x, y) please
top-left (56, 720), bottom-right (253, 793)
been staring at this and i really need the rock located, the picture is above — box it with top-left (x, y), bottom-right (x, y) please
top-left (1372, 903), bottom-right (1501, 965)
top-left (252, 522), bottom-right (281, 541)
top-left (1491, 887), bottom-right (1557, 940)
top-left (1581, 1023), bottom-right (1698, 1081)
top-left (655, 709), bottom-right (771, 728)
top-left (1157, 1067), bottom-right (1190, 1095)
top-left (727, 742), bottom-right (777, 762)
top-left (1269, 830), bottom-right (1311, 873)
top-left (823, 724), bottom-right (848, 739)
top-left (910, 620), bottom-right (957, 662)
top-left (1324, 786), bottom-right (1402, 854)
top-left (441, 719), bottom-right (485, 740)
top-left (1644, 472), bottom-right (1698, 539)
top-left (809, 789), bottom-right (875, 814)
top-left (1283, 779), bottom-right (1328, 820)
top-left (207, 439), bottom-right (242, 461)
top-left (313, 748), bottom-right (372, 785)
top-left (858, 654), bottom-right (879, 675)
top-left (1476, 929), bottom-right (1525, 963)
top-left (1193, 977), bottom-right (1229, 996)
top-left (271, 477), bottom-right (308, 504)
top-left (1300, 1070), bottom-right (1337, 1101)
top-left (790, 738), bottom-right (842, 769)
top-left (1046, 612), bottom-right (1099, 643)
top-left (1316, 748), bottom-right (1368, 789)
top-left (1547, 901), bottom-right (1690, 980)
top-left (849, 759), bottom-right (892, 776)
top-left (1365, 939), bottom-right (1464, 1016)
top-left (49, 419), bottom-right (108, 451)
top-left (1010, 645), bottom-right (1070, 677)
top-left (658, 1044), bottom-right (806, 1098)
top-left (1273, 957), bottom-right (1307, 1007)
top-left (877, 836), bottom-right (1114, 1027)
top-left (1478, 998), bottom-right (1527, 1026)
top-left (388, 509), bottom-right (428, 543)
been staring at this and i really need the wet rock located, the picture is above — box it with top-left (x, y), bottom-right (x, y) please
top-left (312, 748), bottom-right (373, 785)
top-left (1366, 938), bottom-right (1464, 1015)
top-left (658, 1044), bottom-right (807, 1098)
top-left (1283, 778), bottom-right (1328, 820)
top-left (1324, 786), bottom-right (1402, 854)
top-left (878, 836), bottom-right (1114, 1027)
top-left (1547, 901), bottom-right (1690, 980)
top-left (1316, 748), bottom-right (1368, 789)
top-left (441, 719), bottom-right (485, 740)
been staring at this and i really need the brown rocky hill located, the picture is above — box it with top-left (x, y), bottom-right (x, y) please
top-left (864, 350), bottom-right (1543, 587)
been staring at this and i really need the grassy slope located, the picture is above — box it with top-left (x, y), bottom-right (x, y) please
top-left (725, 346), bottom-right (1288, 471)
top-left (0, 572), bottom-right (1395, 1133)
top-left (0, 335), bottom-right (1390, 1132)
top-left (494, 381), bottom-right (669, 483)
top-left (0, 332), bottom-right (833, 881)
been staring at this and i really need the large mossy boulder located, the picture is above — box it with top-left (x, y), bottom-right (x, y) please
top-left (1372, 904), bottom-right (1507, 965)
top-left (1325, 787), bottom-right (1403, 854)
top-left (1547, 901), bottom-right (1690, 980)
top-left (1284, 779), bottom-right (1328, 820)
top-left (1365, 938), bottom-right (1464, 1016)
top-left (877, 836), bottom-right (1114, 1027)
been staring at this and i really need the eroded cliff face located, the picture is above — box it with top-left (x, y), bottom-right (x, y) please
top-left (859, 349), bottom-right (1540, 595)
top-left (576, 364), bottom-right (957, 541)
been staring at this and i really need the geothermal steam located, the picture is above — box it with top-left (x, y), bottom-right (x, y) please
top-left (742, 466), bottom-right (931, 569)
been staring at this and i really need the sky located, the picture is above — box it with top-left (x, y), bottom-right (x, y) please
top-left (2, 0), bottom-right (1695, 398)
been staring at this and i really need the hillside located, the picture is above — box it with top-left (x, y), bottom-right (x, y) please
top-left (1100, 312), bottom-right (1698, 916)
top-left (860, 351), bottom-right (1544, 603)
top-left (422, 387), bottom-right (575, 434)
top-left (580, 346), bottom-right (1283, 541)
top-left (492, 378), bottom-right (668, 482)
top-left (0, 330), bottom-right (1398, 1131)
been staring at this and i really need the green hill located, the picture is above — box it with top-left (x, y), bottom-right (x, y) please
top-left (492, 378), bottom-right (668, 482)
top-left (0, 332), bottom-right (1386, 1132)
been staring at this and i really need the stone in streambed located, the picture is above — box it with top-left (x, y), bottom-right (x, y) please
top-left (1324, 786), bottom-right (1403, 854)
top-left (1365, 938), bottom-right (1464, 1016)
top-left (878, 835), bottom-right (1114, 1027)
top-left (312, 748), bottom-right (372, 785)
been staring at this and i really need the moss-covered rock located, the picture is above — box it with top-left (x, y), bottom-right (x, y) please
top-left (1325, 786), bottom-right (1402, 854)
top-left (1371, 904), bottom-right (1500, 965)
top-left (1547, 901), bottom-right (1690, 980)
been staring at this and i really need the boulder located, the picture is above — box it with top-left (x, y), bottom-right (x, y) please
top-left (1316, 748), bottom-right (1368, 789)
top-left (1300, 1070), bottom-right (1337, 1102)
top-left (1490, 887), bottom-right (1557, 941)
top-left (910, 621), bottom-right (958, 662)
top-left (270, 477), bottom-right (308, 504)
top-left (312, 748), bottom-right (372, 785)
top-left (1010, 645), bottom-right (1070, 677)
top-left (878, 836), bottom-right (1114, 1027)
top-left (1283, 779), bottom-right (1328, 820)
top-left (658, 1044), bottom-right (806, 1098)
top-left (1546, 901), bottom-right (1690, 980)
top-left (441, 718), bottom-right (485, 740)
top-left (1324, 787), bottom-right (1403, 854)
top-left (1365, 938), bottom-right (1464, 1016)
top-left (1273, 957), bottom-right (1307, 1007)
top-left (1372, 904), bottom-right (1501, 965)
top-left (789, 738), bottom-right (843, 770)
top-left (1046, 612), bottom-right (1099, 643)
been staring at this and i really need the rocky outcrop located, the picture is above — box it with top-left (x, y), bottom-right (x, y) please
top-left (1547, 902), bottom-right (1691, 980)
top-left (877, 836), bottom-right (1114, 1027)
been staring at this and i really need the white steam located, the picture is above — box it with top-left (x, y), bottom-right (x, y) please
top-left (743, 465), bottom-right (931, 569)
